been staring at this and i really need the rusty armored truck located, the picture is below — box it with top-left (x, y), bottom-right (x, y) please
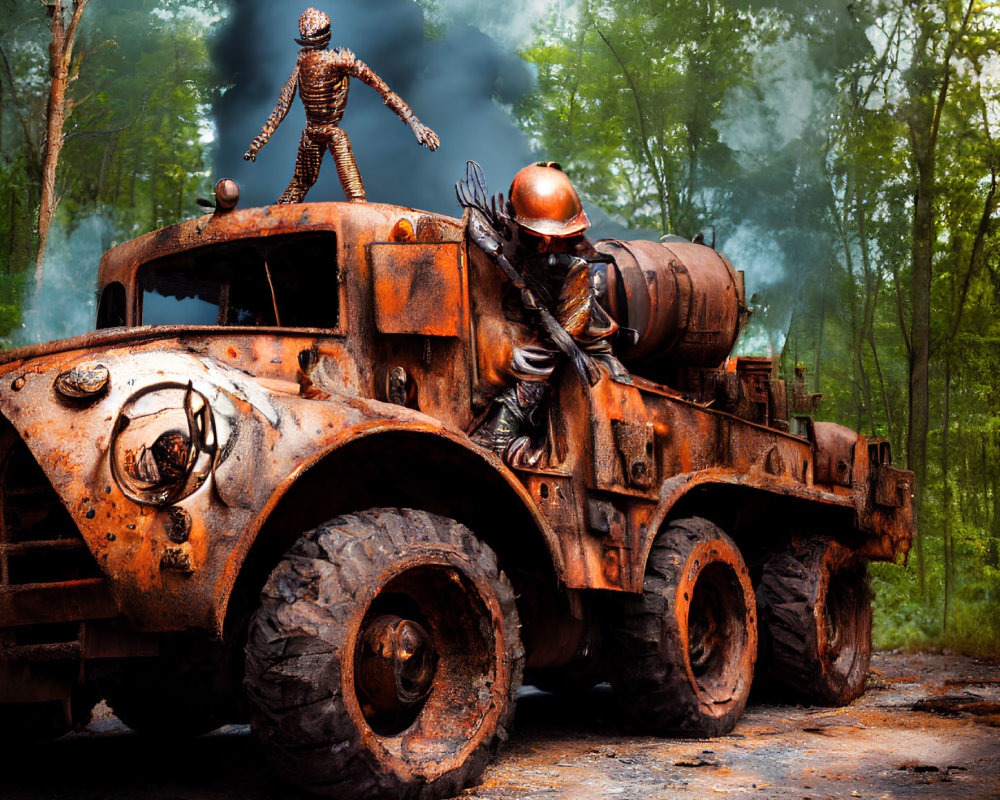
top-left (0, 185), bottom-right (913, 798)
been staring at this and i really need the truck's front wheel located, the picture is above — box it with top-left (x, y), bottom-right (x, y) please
top-left (245, 508), bottom-right (523, 799)
top-left (607, 517), bottom-right (757, 737)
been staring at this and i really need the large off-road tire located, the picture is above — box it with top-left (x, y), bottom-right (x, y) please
top-left (102, 635), bottom-right (243, 737)
top-left (245, 508), bottom-right (523, 800)
top-left (607, 517), bottom-right (757, 737)
top-left (756, 536), bottom-right (872, 706)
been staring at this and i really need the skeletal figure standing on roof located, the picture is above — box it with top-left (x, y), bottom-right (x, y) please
top-left (244, 7), bottom-right (440, 204)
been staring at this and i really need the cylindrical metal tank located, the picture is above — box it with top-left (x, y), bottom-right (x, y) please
top-left (594, 239), bottom-right (746, 370)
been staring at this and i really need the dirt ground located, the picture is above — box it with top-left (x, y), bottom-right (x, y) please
top-left (0, 651), bottom-right (997, 800)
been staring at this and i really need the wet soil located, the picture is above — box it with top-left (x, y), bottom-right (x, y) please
top-left (468, 651), bottom-right (1000, 800)
top-left (1, 651), bottom-right (997, 800)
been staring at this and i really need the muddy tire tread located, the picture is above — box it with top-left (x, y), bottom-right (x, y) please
top-left (607, 516), bottom-right (755, 738)
top-left (757, 536), bottom-right (872, 706)
top-left (245, 507), bottom-right (522, 800)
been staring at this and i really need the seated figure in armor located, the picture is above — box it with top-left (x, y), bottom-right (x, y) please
top-left (457, 161), bottom-right (631, 466)
top-left (244, 7), bottom-right (440, 204)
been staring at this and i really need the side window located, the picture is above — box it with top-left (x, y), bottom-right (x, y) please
top-left (136, 233), bottom-right (340, 328)
top-left (96, 282), bottom-right (127, 329)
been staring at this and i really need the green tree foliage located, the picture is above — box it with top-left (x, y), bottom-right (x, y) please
top-left (816, 0), bottom-right (1000, 653)
top-left (0, 2), bottom-right (50, 283)
top-left (518, 0), bottom-right (1000, 653)
top-left (516, 0), bottom-right (755, 236)
top-left (0, 0), bottom-right (226, 341)
top-left (59, 2), bottom-right (226, 231)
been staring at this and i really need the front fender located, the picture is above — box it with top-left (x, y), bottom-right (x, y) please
top-left (0, 346), bottom-right (553, 634)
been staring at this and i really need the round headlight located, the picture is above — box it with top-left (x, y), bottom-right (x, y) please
top-left (111, 383), bottom-right (217, 506)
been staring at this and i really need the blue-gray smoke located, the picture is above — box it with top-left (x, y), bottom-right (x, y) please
top-left (212, 0), bottom-right (537, 214)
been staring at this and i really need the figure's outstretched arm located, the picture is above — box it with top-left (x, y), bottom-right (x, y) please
top-left (244, 67), bottom-right (300, 161)
top-left (346, 53), bottom-right (440, 151)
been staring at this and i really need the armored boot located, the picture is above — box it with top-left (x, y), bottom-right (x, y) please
top-left (471, 381), bottom-right (549, 462)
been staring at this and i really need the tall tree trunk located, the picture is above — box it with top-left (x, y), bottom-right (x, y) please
top-left (904, 0), bottom-right (974, 596)
top-left (941, 352), bottom-right (952, 634)
top-left (591, 19), bottom-right (670, 233)
top-left (832, 172), bottom-right (867, 430)
top-left (34, 0), bottom-right (89, 289)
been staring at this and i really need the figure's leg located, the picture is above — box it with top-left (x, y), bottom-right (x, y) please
top-left (471, 344), bottom-right (557, 463)
top-left (277, 131), bottom-right (323, 205)
top-left (329, 127), bottom-right (366, 202)
top-left (582, 336), bottom-right (633, 384)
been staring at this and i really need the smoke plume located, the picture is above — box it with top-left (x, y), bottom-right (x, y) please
top-left (711, 26), bottom-right (856, 359)
top-left (15, 215), bottom-right (111, 345)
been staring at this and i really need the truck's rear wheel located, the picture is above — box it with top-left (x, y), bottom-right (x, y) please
top-left (245, 508), bottom-right (523, 799)
top-left (607, 517), bottom-right (757, 737)
top-left (757, 537), bottom-right (872, 705)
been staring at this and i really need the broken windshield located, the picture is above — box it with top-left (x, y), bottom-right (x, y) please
top-left (137, 232), bottom-right (339, 329)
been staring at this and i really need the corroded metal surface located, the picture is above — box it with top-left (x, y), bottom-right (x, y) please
top-left (595, 238), bottom-right (746, 370)
top-left (2, 197), bottom-right (910, 616)
top-left (0, 191), bottom-right (914, 762)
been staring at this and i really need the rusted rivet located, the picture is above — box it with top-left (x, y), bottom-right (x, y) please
top-left (214, 178), bottom-right (240, 212)
top-left (165, 506), bottom-right (192, 544)
top-left (160, 545), bottom-right (194, 573)
top-left (54, 363), bottom-right (109, 399)
top-left (390, 218), bottom-right (416, 242)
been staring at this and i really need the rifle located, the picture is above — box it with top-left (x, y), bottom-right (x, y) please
top-left (458, 167), bottom-right (601, 388)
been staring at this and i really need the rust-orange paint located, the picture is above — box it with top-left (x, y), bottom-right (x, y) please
top-left (0, 198), bottom-right (913, 753)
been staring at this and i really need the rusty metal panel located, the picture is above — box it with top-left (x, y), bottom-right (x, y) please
top-left (610, 419), bottom-right (656, 490)
top-left (371, 242), bottom-right (464, 337)
top-left (874, 463), bottom-right (907, 508)
top-left (0, 580), bottom-right (117, 628)
top-left (812, 421), bottom-right (857, 487)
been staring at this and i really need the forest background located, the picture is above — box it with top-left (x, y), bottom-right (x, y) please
top-left (1, 0), bottom-right (997, 654)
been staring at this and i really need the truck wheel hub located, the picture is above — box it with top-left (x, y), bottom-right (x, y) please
top-left (356, 614), bottom-right (437, 715)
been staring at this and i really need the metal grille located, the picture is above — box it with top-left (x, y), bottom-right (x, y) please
top-left (0, 423), bottom-right (113, 660)
top-left (0, 435), bottom-right (102, 587)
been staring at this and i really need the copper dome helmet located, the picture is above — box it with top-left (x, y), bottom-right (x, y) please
top-left (507, 162), bottom-right (590, 238)
top-left (296, 8), bottom-right (332, 49)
